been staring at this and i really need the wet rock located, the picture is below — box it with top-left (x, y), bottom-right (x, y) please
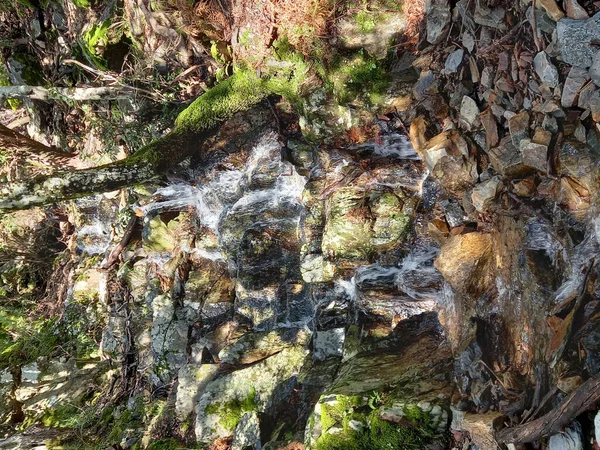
top-left (329, 312), bottom-right (453, 397)
top-left (435, 233), bottom-right (493, 296)
top-left (565, 0), bottom-right (588, 20)
top-left (562, 67), bottom-right (590, 107)
top-left (595, 411), bottom-right (600, 443)
top-left (313, 328), bottom-right (345, 361)
top-left (442, 199), bottom-right (469, 228)
top-left (219, 328), bottom-right (310, 365)
top-left (534, 51), bottom-right (559, 87)
top-left (143, 213), bottom-right (192, 253)
top-left (548, 421), bottom-right (584, 450)
top-left (520, 139), bottom-right (548, 172)
top-left (538, 0), bottom-right (565, 21)
top-left (471, 177), bottom-right (503, 212)
top-left (558, 139), bottom-right (599, 195)
top-left (444, 49), bottom-right (464, 74)
top-left (175, 364), bottom-right (218, 419)
top-left (322, 188), bottom-right (412, 262)
top-left (451, 409), bottom-right (503, 450)
top-left (459, 96), bottom-right (480, 131)
top-left (426, 0), bottom-right (451, 44)
top-left (231, 411), bottom-right (261, 450)
top-left (557, 12), bottom-right (600, 68)
top-left (301, 254), bottom-right (336, 283)
top-left (508, 111), bottom-right (530, 147)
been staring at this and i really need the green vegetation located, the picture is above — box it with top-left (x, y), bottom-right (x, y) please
top-left (79, 21), bottom-right (111, 69)
top-left (328, 50), bottom-right (389, 105)
top-left (204, 388), bottom-right (257, 431)
top-left (316, 395), bottom-right (438, 450)
top-left (355, 11), bottom-right (377, 33)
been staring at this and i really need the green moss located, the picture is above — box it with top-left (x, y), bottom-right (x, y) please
top-left (146, 438), bottom-right (184, 450)
top-left (12, 51), bottom-right (45, 85)
top-left (328, 51), bottom-right (389, 106)
top-left (204, 388), bottom-right (257, 431)
top-left (317, 410), bottom-right (433, 450)
top-left (355, 12), bottom-right (377, 34)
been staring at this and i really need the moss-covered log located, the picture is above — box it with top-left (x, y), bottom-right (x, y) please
top-left (0, 70), bottom-right (280, 213)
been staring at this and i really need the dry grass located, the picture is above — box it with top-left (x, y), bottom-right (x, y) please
top-left (396, 0), bottom-right (425, 48)
top-left (271, 0), bottom-right (333, 56)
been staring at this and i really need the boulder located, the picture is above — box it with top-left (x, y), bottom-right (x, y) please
top-left (175, 364), bottom-right (218, 419)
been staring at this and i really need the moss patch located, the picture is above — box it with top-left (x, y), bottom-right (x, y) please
top-left (316, 397), bottom-right (437, 450)
top-left (204, 388), bottom-right (257, 431)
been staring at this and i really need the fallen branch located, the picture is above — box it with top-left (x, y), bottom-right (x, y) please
top-left (496, 374), bottom-right (600, 444)
top-left (101, 215), bottom-right (138, 270)
top-left (0, 85), bottom-right (135, 101)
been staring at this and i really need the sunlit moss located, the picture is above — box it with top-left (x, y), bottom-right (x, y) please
top-left (204, 387), bottom-right (258, 431)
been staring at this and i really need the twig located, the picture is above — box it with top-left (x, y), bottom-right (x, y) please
top-left (531, 0), bottom-right (542, 52)
top-left (477, 20), bottom-right (527, 57)
top-left (101, 215), bottom-right (138, 270)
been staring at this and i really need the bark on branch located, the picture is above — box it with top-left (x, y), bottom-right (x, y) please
top-left (496, 374), bottom-right (600, 444)
top-left (0, 69), bottom-right (279, 213)
top-left (0, 85), bottom-right (136, 101)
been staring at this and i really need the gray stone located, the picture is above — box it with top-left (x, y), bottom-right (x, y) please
top-left (562, 66), bottom-right (590, 107)
top-left (520, 139), bottom-right (548, 172)
top-left (471, 177), bottom-right (503, 212)
top-left (534, 51), bottom-right (560, 87)
top-left (487, 141), bottom-right (525, 179)
top-left (557, 12), bottom-right (600, 68)
top-left (580, 82), bottom-right (598, 109)
top-left (527, 6), bottom-right (558, 34)
top-left (565, 0), bottom-right (588, 20)
top-left (474, 6), bottom-right (507, 30)
top-left (231, 412), bottom-right (261, 450)
top-left (451, 409), bottom-right (503, 450)
top-left (595, 411), bottom-right (600, 444)
top-left (426, 0), bottom-right (451, 44)
top-left (463, 31), bottom-right (475, 53)
top-left (444, 49), bottom-right (464, 74)
top-left (590, 51), bottom-right (600, 86)
top-left (459, 96), bottom-right (480, 131)
top-left (548, 421), bottom-right (583, 450)
top-left (413, 70), bottom-right (437, 100)
top-left (543, 115), bottom-right (559, 132)
top-left (313, 328), bottom-right (346, 361)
